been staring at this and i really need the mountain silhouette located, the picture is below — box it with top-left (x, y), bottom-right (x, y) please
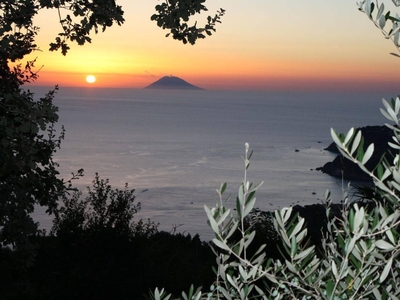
top-left (144, 76), bottom-right (204, 90)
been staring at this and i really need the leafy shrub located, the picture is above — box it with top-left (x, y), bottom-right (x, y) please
top-left (0, 174), bottom-right (217, 300)
top-left (51, 173), bottom-right (159, 240)
top-left (150, 97), bottom-right (400, 299)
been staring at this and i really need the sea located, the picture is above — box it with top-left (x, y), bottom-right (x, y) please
top-left (29, 86), bottom-right (390, 241)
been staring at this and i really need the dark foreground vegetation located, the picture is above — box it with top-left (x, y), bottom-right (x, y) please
top-left (1, 231), bottom-right (215, 300)
top-left (3, 1), bottom-right (400, 298)
top-left (0, 174), bottom-right (215, 300)
top-left (0, 174), bottom-right (370, 300)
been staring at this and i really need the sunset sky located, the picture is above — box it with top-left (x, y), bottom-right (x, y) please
top-left (25, 0), bottom-right (399, 93)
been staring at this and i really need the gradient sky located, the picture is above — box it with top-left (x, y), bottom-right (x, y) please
top-left (24, 0), bottom-right (399, 92)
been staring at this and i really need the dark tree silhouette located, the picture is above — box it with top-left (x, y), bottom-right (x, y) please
top-left (0, 0), bottom-right (224, 261)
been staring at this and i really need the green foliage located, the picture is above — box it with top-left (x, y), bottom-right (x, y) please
top-left (358, 0), bottom-right (400, 56)
top-left (151, 109), bottom-right (400, 299)
top-left (146, 4), bottom-right (400, 296)
top-left (51, 173), bottom-right (159, 239)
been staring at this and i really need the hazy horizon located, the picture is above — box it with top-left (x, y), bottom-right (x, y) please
top-left (26, 75), bottom-right (399, 96)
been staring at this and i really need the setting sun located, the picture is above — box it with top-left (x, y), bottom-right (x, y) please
top-left (23, 1), bottom-right (400, 93)
top-left (86, 75), bottom-right (96, 83)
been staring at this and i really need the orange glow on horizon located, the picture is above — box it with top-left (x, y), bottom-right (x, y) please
top-left (15, 0), bottom-right (399, 95)
top-left (26, 69), bottom-right (400, 94)
top-left (24, 46), bottom-right (399, 93)
top-left (28, 71), bottom-right (156, 89)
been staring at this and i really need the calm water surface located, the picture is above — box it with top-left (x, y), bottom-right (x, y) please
top-left (31, 87), bottom-right (388, 240)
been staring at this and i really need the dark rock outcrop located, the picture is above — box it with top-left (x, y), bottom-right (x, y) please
top-left (244, 203), bottom-right (350, 259)
top-left (317, 126), bottom-right (393, 181)
top-left (292, 203), bottom-right (342, 246)
top-left (144, 76), bottom-right (204, 90)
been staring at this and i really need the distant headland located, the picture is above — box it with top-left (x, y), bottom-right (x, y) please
top-left (317, 125), bottom-right (391, 181)
top-left (144, 76), bottom-right (204, 90)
